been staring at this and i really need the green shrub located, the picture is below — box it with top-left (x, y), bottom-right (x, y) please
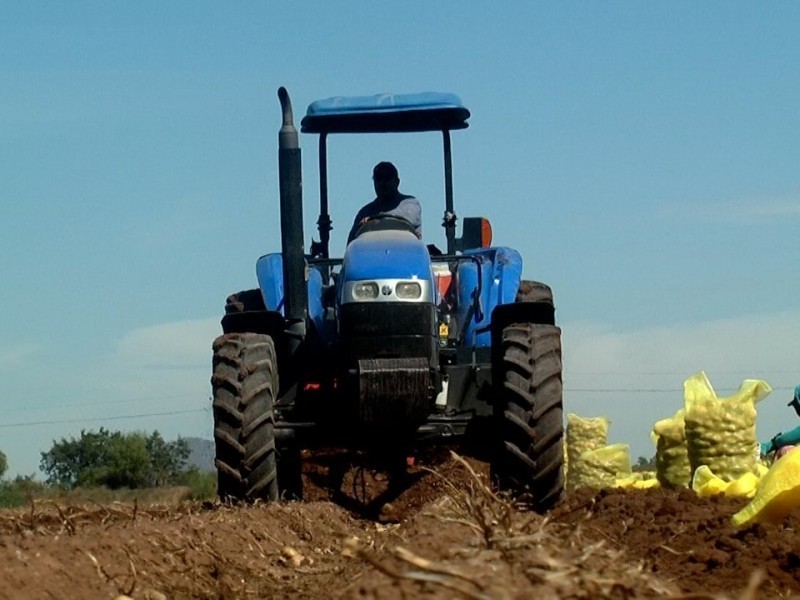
top-left (177, 468), bottom-right (216, 501)
top-left (0, 476), bottom-right (48, 508)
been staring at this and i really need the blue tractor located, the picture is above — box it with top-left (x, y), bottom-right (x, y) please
top-left (212, 87), bottom-right (564, 511)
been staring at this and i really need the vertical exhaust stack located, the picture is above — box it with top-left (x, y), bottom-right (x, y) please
top-left (277, 87), bottom-right (307, 352)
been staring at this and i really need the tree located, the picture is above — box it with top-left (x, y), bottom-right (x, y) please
top-left (40, 428), bottom-right (117, 488)
top-left (40, 429), bottom-right (190, 489)
top-left (0, 451), bottom-right (7, 479)
top-left (104, 432), bottom-right (151, 489)
top-left (146, 432), bottom-right (189, 487)
top-left (634, 455), bottom-right (656, 471)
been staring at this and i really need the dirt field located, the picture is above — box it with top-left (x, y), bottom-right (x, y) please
top-left (1, 453), bottom-right (799, 600)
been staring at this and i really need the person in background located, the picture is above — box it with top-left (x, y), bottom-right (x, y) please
top-left (347, 161), bottom-right (422, 244)
top-left (760, 384), bottom-right (800, 459)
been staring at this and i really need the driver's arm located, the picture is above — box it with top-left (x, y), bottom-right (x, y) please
top-left (398, 198), bottom-right (422, 238)
top-left (347, 207), bottom-right (370, 244)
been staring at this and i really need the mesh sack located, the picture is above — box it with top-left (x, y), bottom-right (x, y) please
top-left (566, 413), bottom-right (609, 489)
top-left (569, 444), bottom-right (631, 491)
top-left (684, 372), bottom-right (771, 482)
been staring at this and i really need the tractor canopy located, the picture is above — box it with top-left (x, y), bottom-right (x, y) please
top-left (301, 92), bottom-right (470, 134)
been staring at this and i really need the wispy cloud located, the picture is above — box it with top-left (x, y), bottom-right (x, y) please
top-left (0, 343), bottom-right (40, 371)
top-left (113, 318), bottom-right (221, 370)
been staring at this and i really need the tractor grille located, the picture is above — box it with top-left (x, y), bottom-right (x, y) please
top-left (339, 303), bottom-right (435, 337)
top-left (357, 357), bottom-right (431, 424)
top-left (340, 302), bottom-right (437, 362)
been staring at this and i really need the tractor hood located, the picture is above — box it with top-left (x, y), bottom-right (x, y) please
top-left (339, 230), bottom-right (434, 298)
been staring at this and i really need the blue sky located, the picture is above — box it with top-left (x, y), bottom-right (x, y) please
top-left (2, 3), bottom-right (799, 476)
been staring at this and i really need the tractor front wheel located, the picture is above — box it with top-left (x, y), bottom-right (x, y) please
top-left (212, 332), bottom-right (279, 502)
top-left (492, 323), bottom-right (564, 512)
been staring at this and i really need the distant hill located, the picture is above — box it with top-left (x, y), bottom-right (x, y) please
top-left (183, 437), bottom-right (215, 472)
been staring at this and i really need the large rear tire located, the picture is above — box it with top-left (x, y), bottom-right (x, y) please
top-left (492, 323), bottom-right (564, 512)
top-left (224, 289), bottom-right (266, 314)
top-left (212, 332), bottom-right (279, 502)
top-left (517, 280), bottom-right (554, 306)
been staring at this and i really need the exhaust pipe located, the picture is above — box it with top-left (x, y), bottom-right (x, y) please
top-left (277, 87), bottom-right (307, 350)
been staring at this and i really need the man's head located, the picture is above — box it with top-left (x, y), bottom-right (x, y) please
top-left (373, 161), bottom-right (400, 200)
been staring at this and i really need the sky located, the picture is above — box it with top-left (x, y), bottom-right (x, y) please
top-left (1, 3), bottom-right (799, 477)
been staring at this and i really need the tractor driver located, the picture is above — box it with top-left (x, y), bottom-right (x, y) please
top-left (347, 161), bottom-right (422, 244)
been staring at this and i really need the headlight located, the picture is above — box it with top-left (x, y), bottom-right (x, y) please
top-left (352, 282), bottom-right (379, 299)
top-left (395, 281), bottom-right (422, 299)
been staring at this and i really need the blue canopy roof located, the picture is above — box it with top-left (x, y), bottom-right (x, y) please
top-left (301, 92), bottom-right (470, 134)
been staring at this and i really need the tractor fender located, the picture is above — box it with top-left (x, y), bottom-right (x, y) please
top-left (255, 253), bottom-right (327, 335)
top-left (455, 246), bottom-right (523, 347)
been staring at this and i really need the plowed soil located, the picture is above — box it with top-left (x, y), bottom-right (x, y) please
top-left (2, 452), bottom-right (799, 600)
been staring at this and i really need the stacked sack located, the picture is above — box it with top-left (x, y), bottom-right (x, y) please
top-left (568, 443), bottom-right (632, 490)
top-left (683, 372), bottom-right (771, 482)
top-left (652, 409), bottom-right (692, 488)
top-left (565, 414), bottom-right (609, 490)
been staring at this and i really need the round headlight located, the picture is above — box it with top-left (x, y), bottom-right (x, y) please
top-left (353, 282), bottom-right (379, 299)
top-left (395, 281), bottom-right (422, 299)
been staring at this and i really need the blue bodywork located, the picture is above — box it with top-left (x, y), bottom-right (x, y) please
top-left (256, 253), bottom-right (329, 339)
top-left (454, 247), bottom-right (523, 347)
top-left (340, 231), bottom-right (432, 282)
top-left (256, 237), bottom-right (524, 350)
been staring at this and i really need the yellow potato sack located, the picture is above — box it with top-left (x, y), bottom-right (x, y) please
top-left (692, 465), bottom-right (759, 499)
top-left (683, 372), bottom-right (771, 482)
top-left (569, 443), bottom-right (631, 491)
top-left (733, 446), bottom-right (800, 527)
top-left (653, 409), bottom-right (691, 488)
top-left (566, 414), bottom-right (609, 490)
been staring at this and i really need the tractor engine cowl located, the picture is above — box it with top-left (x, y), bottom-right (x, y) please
top-left (338, 229), bottom-right (437, 362)
top-left (340, 230), bottom-right (434, 284)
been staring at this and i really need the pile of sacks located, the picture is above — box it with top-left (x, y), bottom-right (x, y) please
top-left (650, 371), bottom-right (800, 526)
top-left (566, 371), bottom-right (800, 526)
top-left (652, 371), bottom-right (771, 495)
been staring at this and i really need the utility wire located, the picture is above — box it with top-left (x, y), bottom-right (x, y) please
top-left (0, 408), bottom-right (208, 429)
top-left (3, 386), bottom-right (793, 427)
top-left (565, 386), bottom-right (795, 393)
top-left (564, 387), bottom-right (794, 394)
top-left (9, 393), bottom-right (203, 414)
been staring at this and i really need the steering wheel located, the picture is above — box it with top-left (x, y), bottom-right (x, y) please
top-left (355, 213), bottom-right (417, 238)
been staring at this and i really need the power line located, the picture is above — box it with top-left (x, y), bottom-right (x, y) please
top-left (0, 408), bottom-right (208, 429)
top-left (2, 387), bottom-right (792, 427)
top-left (568, 370), bottom-right (800, 375)
top-left (565, 386), bottom-right (794, 393)
top-left (8, 393), bottom-right (204, 414)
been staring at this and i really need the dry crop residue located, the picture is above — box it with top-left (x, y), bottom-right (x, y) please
top-left (1, 454), bottom-right (800, 599)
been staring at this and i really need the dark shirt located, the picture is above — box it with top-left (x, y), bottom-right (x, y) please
top-left (347, 193), bottom-right (422, 243)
